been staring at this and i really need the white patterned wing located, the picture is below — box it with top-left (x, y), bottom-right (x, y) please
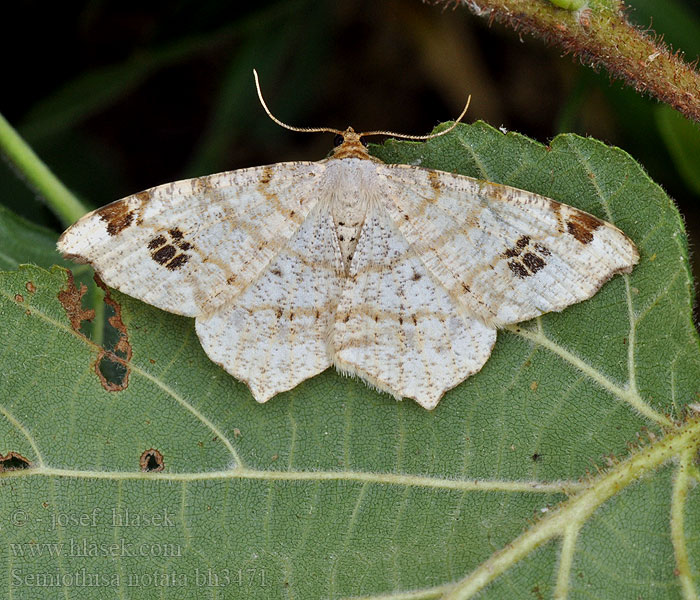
top-left (57, 162), bottom-right (326, 316)
top-left (196, 207), bottom-right (344, 402)
top-left (331, 204), bottom-right (497, 410)
top-left (378, 165), bottom-right (639, 326)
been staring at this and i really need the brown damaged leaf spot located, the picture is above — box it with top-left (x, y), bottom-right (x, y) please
top-left (140, 448), bottom-right (164, 472)
top-left (0, 451), bottom-right (32, 472)
top-left (94, 275), bottom-right (132, 392)
top-left (566, 212), bottom-right (603, 245)
top-left (58, 271), bottom-right (95, 332)
top-left (25, 281), bottom-right (36, 293)
top-left (59, 271), bottom-right (133, 392)
top-left (14, 294), bottom-right (24, 303)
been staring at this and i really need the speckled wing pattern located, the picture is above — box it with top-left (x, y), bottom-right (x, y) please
top-left (377, 165), bottom-right (639, 327)
top-left (58, 163), bottom-right (326, 317)
top-left (195, 206), bottom-right (344, 402)
top-left (331, 205), bottom-right (497, 410)
top-left (58, 131), bottom-right (639, 410)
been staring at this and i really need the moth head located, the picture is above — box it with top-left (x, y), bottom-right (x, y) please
top-left (330, 127), bottom-right (372, 160)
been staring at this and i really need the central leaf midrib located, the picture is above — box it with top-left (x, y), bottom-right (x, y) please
top-left (1, 465), bottom-right (580, 494)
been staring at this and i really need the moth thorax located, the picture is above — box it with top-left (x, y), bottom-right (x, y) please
top-left (331, 198), bottom-right (366, 270)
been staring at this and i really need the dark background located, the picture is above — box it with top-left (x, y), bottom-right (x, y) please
top-left (2, 0), bottom-right (699, 286)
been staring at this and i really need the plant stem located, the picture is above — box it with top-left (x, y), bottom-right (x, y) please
top-left (437, 0), bottom-right (700, 122)
top-left (0, 112), bottom-right (87, 226)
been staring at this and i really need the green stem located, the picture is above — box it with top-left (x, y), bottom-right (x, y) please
top-left (0, 112), bottom-right (86, 226)
top-left (437, 0), bottom-right (700, 122)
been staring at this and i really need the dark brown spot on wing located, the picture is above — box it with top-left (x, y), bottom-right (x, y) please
top-left (503, 234), bottom-right (551, 278)
top-left (503, 235), bottom-right (531, 258)
top-left (149, 227), bottom-right (194, 269)
top-left (522, 252), bottom-right (546, 274)
top-left (152, 245), bottom-right (177, 265)
top-left (98, 201), bottom-right (135, 236)
top-left (169, 227), bottom-right (184, 240)
top-left (148, 235), bottom-right (167, 250)
top-left (166, 254), bottom-right (189, 270)
top-left (566, 212), bottom-right (603, 244)
top-left (508, 261), bottom-right (530, 279)
top-left (535, 243), bottom-right (551, 256)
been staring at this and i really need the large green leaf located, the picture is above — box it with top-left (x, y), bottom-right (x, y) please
top-left (0, 122), bottom-right (698, 599)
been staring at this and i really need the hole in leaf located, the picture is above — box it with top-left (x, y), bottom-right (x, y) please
top-left (58, 271), bottom-right (132, 391)
top-left (0, 452), bottom-right (31, 472)
top-left (140, 448), bottom-right (164, 472)
top-left (94, 275), bottom-right (132, 391)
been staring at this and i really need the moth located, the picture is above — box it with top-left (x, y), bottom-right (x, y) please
top-left (58, 73), bottom-right (639, 410)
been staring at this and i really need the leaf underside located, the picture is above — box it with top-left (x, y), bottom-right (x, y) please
top-left (0, 121), bottom-right (698, 599)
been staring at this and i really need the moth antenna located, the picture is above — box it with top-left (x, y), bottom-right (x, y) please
top-left (253, 69), bottom-right (342, 136)
top-left (360, 95), bottom-right (471, 140)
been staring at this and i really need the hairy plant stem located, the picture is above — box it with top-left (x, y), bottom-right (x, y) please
top-left (435, 0), bottom-right (700, 122)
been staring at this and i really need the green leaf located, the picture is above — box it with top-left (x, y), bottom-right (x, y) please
top-left (1, 122), bottom-right (698, 599)
top-left (0, 204), bottom-right (68, 272)
top-left (0, 204), bottom-right (104, 340)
